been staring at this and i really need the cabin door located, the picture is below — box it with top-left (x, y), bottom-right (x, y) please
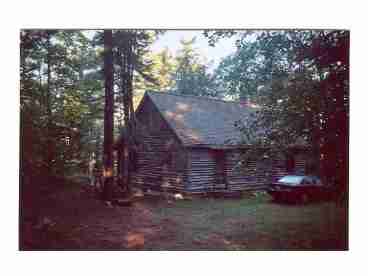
top-left (213, 150), bottom-right (226, 190)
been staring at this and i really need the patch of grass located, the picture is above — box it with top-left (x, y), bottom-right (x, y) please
top-left (147, 194), bottom-right (347, 250)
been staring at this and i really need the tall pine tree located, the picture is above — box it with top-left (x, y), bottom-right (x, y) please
top-left (102, 30), bottom-right (114, 200)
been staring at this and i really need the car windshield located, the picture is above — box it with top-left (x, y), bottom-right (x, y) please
top-left (278, 176), bottom-right (304, 185)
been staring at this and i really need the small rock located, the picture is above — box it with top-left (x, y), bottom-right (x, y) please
top-left (105, 201), bottom-right (113, 207)
top-left (174, 193), bottom-right (184, 200)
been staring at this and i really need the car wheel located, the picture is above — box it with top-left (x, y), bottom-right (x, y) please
top-left (272, 192), bottom-right (282, 202)
top-left (273, 194), bottom-right (280, 202)
top-left (301, 193), bottom-right (309, 204)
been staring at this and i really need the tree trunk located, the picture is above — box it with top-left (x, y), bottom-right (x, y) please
top-left (116, 31), bottom-right (136, 195)
top-left (46, 32), bottom-right (53, 181)
top-left (102, 30), bottom-right (115, 201)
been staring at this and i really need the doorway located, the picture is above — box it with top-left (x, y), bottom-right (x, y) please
top-left (213, 150), bottom-right (227, 190)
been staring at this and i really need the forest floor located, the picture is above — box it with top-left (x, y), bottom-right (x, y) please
top-left (19, 177), bottom-right (348, 250)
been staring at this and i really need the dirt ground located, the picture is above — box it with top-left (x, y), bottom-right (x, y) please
top-left (19, 179), bottom-right (348, 250)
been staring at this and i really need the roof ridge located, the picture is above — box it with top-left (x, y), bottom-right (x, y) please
top-left (146, 90), bottom-right (245, 105)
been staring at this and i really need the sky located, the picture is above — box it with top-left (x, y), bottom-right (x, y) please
top-left (150, 30), bottom-right (238, 69)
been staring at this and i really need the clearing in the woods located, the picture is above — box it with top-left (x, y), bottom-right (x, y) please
top-left (20, 178), bottom-right (348, 250)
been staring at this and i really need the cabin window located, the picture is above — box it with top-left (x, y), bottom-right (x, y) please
top-left (168, 150), bottom-right (186, 171)
top-left (176, 152), bottom-right (184, 170)
top-left (214, 150), bottom-right (226, 166)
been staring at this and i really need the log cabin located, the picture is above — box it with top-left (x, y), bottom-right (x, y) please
top-left (116, 91), bottom-right (309, 194)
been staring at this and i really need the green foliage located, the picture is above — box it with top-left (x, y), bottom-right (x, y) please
top-left (215, 30), bottom-right (316, 101)
top-left (20, 30), bottom-right (104, 181)
top-left (203, 30), bottom-right (239, 47)
top-left (132, 47), bottom-right (176, 108)
top-left (140, 47), bottom-right (176, 92)
top-left (173, 37), bottom-right (221, 97)
top-left (132, 35), bottom-right (223, 106)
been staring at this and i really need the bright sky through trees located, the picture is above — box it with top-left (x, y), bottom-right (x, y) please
top-left (150, 30), bottom-right (238, 70)
top-left (83, 30), bottom-right (238, 71)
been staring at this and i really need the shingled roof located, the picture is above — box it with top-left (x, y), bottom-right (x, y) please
top-left (141, 91), bottom-right (258, 148)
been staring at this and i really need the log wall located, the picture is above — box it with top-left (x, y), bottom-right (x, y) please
top-left (225, 150), bottom-right (274, 191)
top-left (226, 150), bottom-right (308, 190)
top-left (186, 149), bottom-right (226, 192)
top-left (130, 97), bottom-right (188, 192)
top-left (186, 148), bottom-right (308, 192)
